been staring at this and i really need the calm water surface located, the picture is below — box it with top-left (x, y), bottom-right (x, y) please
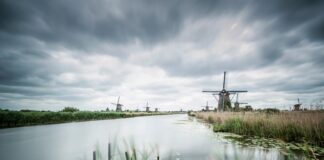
top-left (0, 114), bottom-right (285, 160)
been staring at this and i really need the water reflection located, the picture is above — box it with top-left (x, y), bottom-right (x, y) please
top-left (0, 114), bottom-right (287, 160)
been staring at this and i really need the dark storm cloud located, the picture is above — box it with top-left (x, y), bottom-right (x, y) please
top-left (0, 0), bottom-right (183, 48)
top-left (139, 0), bottom-right (324, 77)
top-left (0, 0), bottom-right (239, 88)
top-left (249, 0), bottom-right (324, 37)
top-left (1, 0), bottom-right (323, 47)
top-left (0, 0), bottom-right (255, 49)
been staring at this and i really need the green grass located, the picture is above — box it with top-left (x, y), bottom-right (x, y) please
top-left (0, 110), bottom-right (168, 128)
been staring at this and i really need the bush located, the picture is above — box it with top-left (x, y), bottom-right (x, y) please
top-left (62, 107), bottom-right (79, 112)
top-left (213, 124), bottom-right (225, 132)
top-left (263, 108), bottom-right (280, 114)
top-left (207, 115), bottom-right (214, 123)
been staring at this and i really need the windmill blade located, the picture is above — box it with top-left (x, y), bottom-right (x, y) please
top-left (222, 92), bottom-right (225, 112)
top-left (297, 98), bottom-right (301, 105)
top-left (212, 94), bottom-right (219, 101)
top-left (227, 90), bottom-right (248, 93)
top-left (117, 96), bottom-right (120, 104)
top-left (223, 71), bottom-right (226, 90)
top-left (230, 94), bottom-right (236, 101)
top-left (202, 90), bottom-right (222, 93)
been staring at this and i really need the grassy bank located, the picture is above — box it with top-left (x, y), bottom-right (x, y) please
top-left (0, 110), bottom-right (169, 128)
top-left (194, 111), bottom-right (324, 148)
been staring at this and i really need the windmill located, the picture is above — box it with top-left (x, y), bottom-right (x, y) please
top-left (203, 71), bottom-right (247, 112)
top-left (111, 96), bottom-right (123, 112)
top-left (154, 107), bottom-right (159, 112)
top-left (293, 98), bottom-right (301, 111)
top-left (234, 93), bottom-right (248, 111)
top-left (144, 102), bottom-right (150, 112)
top-left (201, 101), bottom-right (212, 112)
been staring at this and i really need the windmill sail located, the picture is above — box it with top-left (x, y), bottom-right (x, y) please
top-left (202, 71), bottom-right (248, 112)
top-left (111, 96), bottom-right (123, 112)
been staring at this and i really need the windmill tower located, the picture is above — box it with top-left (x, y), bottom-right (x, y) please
top-left (201, 101), bottom-right (211, 112)
top-left (234, 93), bottom-right (248, 111)
top-left (293, 98), bottom-right (301, 111)
top-left (203, 72), bottom-right (248, 112)
top-left (111, 96), bottom-right (123, 112)
top-left (154, 108), bottom-right (159, 112)
top-left (145, 102), bottom-right (150, 112)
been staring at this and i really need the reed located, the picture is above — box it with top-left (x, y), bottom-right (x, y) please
top-left (90, 138), bottom-right (160, 160)
top-left (195, 111), bottom-right (324, 147)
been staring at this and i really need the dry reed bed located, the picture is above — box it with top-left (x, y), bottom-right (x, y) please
top-left (195, 111), bottom-right (324, 147)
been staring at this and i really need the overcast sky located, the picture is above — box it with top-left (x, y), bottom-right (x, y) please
top-left (0, 0), bottom-right (324, 111)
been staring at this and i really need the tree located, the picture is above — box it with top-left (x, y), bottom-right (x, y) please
top-left (62, 107), bottom-right (79, 112)
top-left (244, 105), bottom-right (253, 111)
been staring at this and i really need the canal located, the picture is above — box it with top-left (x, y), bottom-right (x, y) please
top-left (0, 114), bottom-right (285, 160)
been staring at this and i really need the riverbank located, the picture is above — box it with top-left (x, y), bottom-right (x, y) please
top-left (191, 111), bottom-right (324, 158)
top-left (0, 110), bottom-right (171, 128)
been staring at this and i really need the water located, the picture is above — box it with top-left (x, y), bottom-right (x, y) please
top-left (0, 114), bottom-right (285, 160)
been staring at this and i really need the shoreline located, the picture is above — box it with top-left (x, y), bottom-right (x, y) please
top-left (0, 110), bottom-right (178, 129)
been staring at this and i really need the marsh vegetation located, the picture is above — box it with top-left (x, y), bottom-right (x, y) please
top-left (193, 111), bottom-right (324, 159)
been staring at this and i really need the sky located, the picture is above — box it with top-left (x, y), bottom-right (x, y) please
top-left (0, 0), bottom-right (324, 111)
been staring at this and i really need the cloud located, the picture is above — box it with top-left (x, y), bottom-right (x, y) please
top-left (0, 0), bottom-right (323, 110)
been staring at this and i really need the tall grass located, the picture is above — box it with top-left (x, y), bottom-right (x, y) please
top-left (195, 111), bottom-right (324, 147)
top-left (88, 138), bottom-right (162, 160)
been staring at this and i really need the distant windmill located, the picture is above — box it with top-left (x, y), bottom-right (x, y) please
top-left (203, 72), bottom-right (248, 112)
top-left (145, 102), bottom-right (150, 112)
top-left (154, 107), bottom-right (159, 112)
top-left (234, 93), bottom-right (248, 111)
top-left (201, 101), bottom-right (212, 112)
top-left (111, 96), bottom-right (123, 112)
top-left (293, 98), bottom-right (302, 111)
